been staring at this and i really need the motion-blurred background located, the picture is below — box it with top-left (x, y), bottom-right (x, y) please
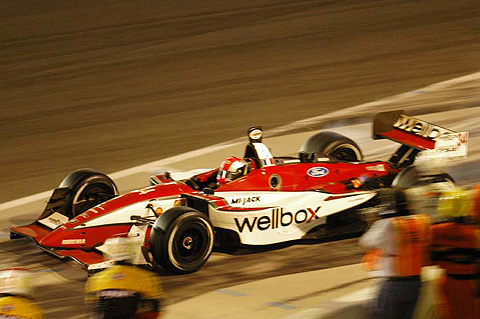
top-left (1, 0), bottom-right (479, 203)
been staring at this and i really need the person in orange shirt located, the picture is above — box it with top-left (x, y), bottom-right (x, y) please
top-left (360, 188), bottom-right (431, 319)
top-left (430, 188), bottom-right (480, 319)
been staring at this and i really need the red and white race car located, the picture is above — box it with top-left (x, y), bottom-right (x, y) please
top-left (11, 111), bottom-right (463, 273)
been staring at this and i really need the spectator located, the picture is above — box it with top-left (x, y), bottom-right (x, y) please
top-left (85, 237), bottom-right (164, 319)
top-left (0, 268), bottom-right (44, 319)
top-left (471, 184), bottom-right (480, 225)
top-left (430, 188), bottom-right (480, 319)
top-left (360, 188), bottom-right (431, 319)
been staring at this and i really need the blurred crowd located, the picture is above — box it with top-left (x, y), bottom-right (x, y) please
top-left (360, 184), bottom-right (480, 319)
top-left (1, 185), bottom-right (479, 319)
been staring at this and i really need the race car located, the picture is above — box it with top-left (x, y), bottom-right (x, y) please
top-left (10, 110), bottom-right (464, 274)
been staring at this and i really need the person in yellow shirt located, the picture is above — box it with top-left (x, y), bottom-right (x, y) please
top-left (0, 268), bottom-right (44, 319)
top-left (85, 237), bottom-right (164, 319)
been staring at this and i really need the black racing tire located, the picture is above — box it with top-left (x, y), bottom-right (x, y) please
top-left (300, 131), bottom-right (363, 162)
top-left (150, 207), bottom-right (214, 274)
top-left (60, 169), bottom-right (118, 218)
top-left (392, 166), bottom-right (455, 188)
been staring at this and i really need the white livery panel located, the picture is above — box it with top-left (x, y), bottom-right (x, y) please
top-left (211, 191), bottom-right (376, 245)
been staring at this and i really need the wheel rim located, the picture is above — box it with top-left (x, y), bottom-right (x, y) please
top-left (167, 217), bottom-right (214, 272)
top-left (331, 145), bottom-right (361, 161)
top-left (173, 224), bottom-right (208, 262)
top-left (72, 183), bottom-right (115, 216)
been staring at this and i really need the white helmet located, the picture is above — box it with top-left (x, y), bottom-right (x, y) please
top-left (100, 237), bottom-right (139, 264)
top-left (0, 268), bottom-right (33, 297)
top-left (217, 156), bottom-right (250, 185)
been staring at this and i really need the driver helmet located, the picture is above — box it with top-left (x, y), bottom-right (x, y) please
top-left (101, 237), bottom-right (139, 265)
top-left (437, 188), bottom-right (473, 219)
top-left (217, 156), bottom-right (250, 185)
top-left (0, 268), bottom-right (33, 297)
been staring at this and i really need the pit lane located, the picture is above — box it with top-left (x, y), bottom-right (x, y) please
top-left (0, 1), bottom-right (479, 318)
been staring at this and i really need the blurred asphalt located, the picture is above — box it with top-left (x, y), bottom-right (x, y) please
top-left (1, 0), bottom-right (479, 203)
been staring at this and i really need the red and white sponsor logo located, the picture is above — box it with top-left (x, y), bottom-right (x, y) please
top-left (432, 132), bottom-right (468, 158)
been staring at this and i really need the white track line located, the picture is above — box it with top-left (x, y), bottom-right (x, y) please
top-left (0, 71), bottom-right (478, 212)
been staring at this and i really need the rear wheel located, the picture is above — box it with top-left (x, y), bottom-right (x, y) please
top-left (392, 166), bottom-right (455, 217)
top-left (150, 207), bottom-right (214, 274)
top-left (392, 166), bottom-right (455, 188)
top-left (300, 131), bottom-right (363, 162)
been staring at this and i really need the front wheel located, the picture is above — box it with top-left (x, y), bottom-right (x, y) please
top-left (60, 169), bottom-right (118, 218)
top-left (150, 207), bottom-right (214, 274)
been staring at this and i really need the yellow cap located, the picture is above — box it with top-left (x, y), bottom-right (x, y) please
top-left (437, 188), bottom-right (473, 219)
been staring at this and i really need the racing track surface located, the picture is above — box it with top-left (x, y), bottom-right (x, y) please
top-left (0, 1), bottom-right (479, 318)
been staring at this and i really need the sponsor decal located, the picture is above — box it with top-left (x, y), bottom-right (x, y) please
top-left (393, 114), bottom-right (454, 140)
top-left (433, 132), bottom-right (468, 158)
top-left (62, 239), bottom-right (86, 245)
top-left (46, 217), bottom-right (64, 227)
top-left (234, 206), bottom-right (321, 232)
top-left (39, 212), bottom-right (69, 229)
top-left (307, 167), bottom-right (329, 177)
top-left (365, 164), bottom-right (385, 172)
top-left (1, 304), bottom-right (15, 311)
top-left (138, 188), bottom-right (156, 195)
top-left (231, 196), bottom-right (261, 205)
top-left (97, 289), bottom-right (135, 298)
top-left (111, 273), bottom-right (126, 281)
top-left (263, 158), bottom-right (274, 166)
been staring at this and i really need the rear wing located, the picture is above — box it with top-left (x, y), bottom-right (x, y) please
top-left (373, 110), bottom-right (456, 150)
top-left (373, 111), bottom-right (467, 167)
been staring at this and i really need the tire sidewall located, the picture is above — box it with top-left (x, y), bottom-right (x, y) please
top-left (324, 141), bottom-right (363, 161)
top-left (163, 211), bottom-right (214, 273)
top-left (63, 171), bottom-right (118, 218)
top-left (301, 131), bottom-right (363, 162)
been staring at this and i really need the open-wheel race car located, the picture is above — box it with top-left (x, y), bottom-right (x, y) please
top-left (11, 110), bottom-right (465, 274)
